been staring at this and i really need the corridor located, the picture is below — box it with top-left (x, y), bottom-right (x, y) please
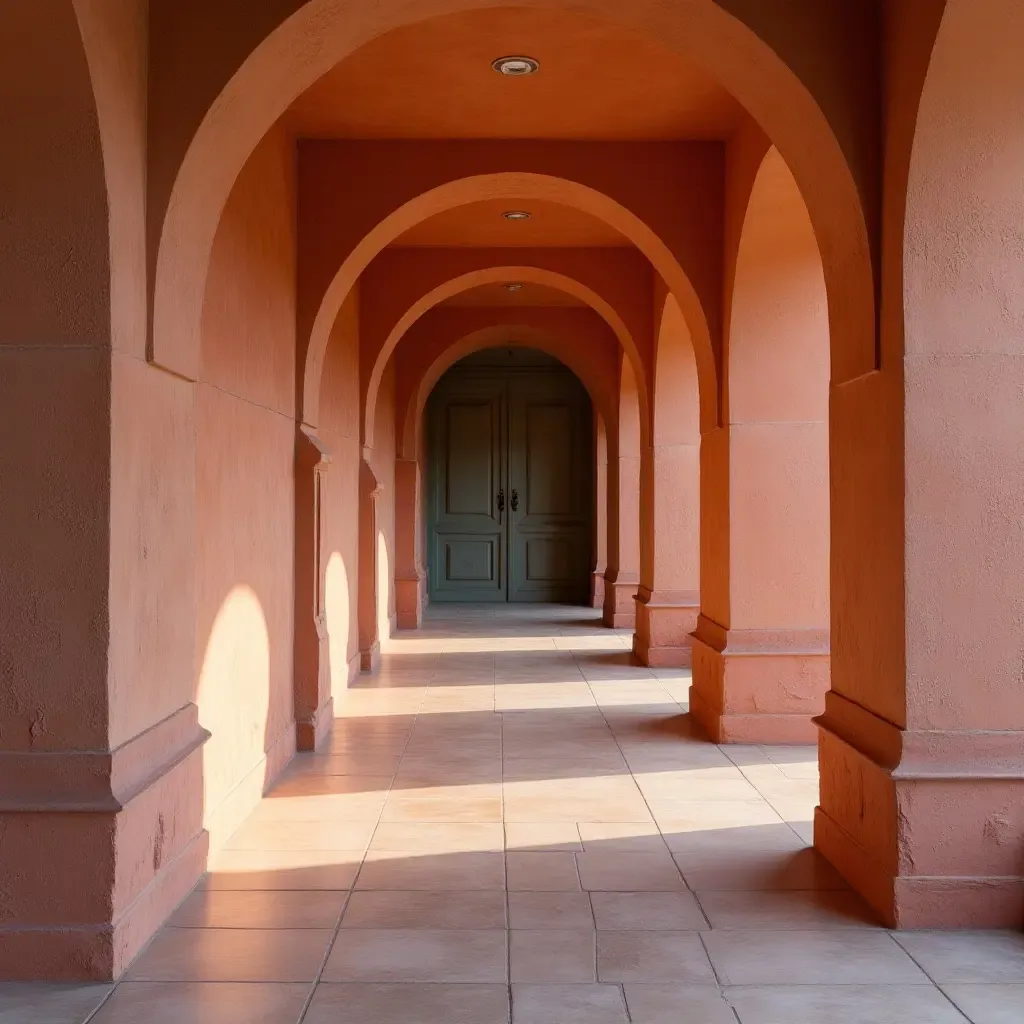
top-left (5, 607), bottom-right (1022, 1022)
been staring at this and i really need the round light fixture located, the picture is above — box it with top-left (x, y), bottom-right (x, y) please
top-left (505, 283), bottom-right (523, 293)
top-left (502, 210), bottom-right (531, 221)
top-left (492, 55), bottom-right (540, 77)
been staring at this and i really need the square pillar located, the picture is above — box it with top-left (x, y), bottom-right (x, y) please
top-left (691, 419), bottom-right (830, 743)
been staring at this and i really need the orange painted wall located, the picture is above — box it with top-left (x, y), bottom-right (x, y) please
top-left (195, 127), bottom-right (298, 848)
top-left (370, 362), bottom-right (398, 643)
top-left (319, 289), bottom-right (362, 701)
top-left (727, 148), bottom-right (829, 632)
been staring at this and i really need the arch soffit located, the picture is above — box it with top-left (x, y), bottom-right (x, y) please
top-left (652, 288), bottom-right (701, 447)
top-left (362, 264), bottom-right (650, 450)
top-left (399, 321), bottom-right (616, 461)
top-left (149, 0), bottom-right (874, 426)
top-left (904, 0), bottom-right (1019, 358)
top-left (306, 173), bottom-right (708, 432)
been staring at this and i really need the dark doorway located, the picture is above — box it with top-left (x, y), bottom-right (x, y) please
top-left (427, 347), bottom-right (594, 603)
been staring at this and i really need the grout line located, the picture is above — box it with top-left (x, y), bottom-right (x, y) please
top-left (295, 657), bottom-right (423, 1024)
top-left (698, 929), bottom-right (727, 988)
top-left (80, 983), bottom-right (119, 1024)
top-left (888, 935), bottom-right (974, 1022)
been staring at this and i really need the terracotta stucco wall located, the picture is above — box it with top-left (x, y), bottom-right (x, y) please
top-left (319, 289), bottom-right (362, 701)
top-left (195, 127), bottom-right (297, 849)
top-left (371, 362), bottom-right (398, 644)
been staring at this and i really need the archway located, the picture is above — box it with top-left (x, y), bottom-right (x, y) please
top-left (424, 345), bottom-right (596, 606)
top-left (352, 267), bottom-right (637, 640)
top-left (691, 146), bottom-right (830, 743)
top-left (149, 0), bottom-right (876, 409)
top-left (634, 287), bottom-right (702, 666)
top-left (815, 0), bottom-right (1024, 929)
top-left (357, 256), bottom-right (651, 450)
top-left (389, 309), bottom-right (620, 628)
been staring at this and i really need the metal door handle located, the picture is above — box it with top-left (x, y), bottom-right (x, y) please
top-left (497, 488), bottom-right (505, 514)
top-left (510, 489), bottom-right (519, 512)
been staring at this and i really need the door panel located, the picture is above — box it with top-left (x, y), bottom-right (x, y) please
top-left (427, 378), bottom-right (507, 602)
top-left (508, 373), bottom-right (592, 603)
top-left (427, 353), bottom-right (593, 604)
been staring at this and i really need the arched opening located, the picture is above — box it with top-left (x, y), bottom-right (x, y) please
top-left (634, 287), bottom-right (702, 666)
top-left (15, 0), bottom-right (1024, 996)
top-left (691, 145), bottom-right (830, 744)
top-left (423, 346), bottom-right (595, 606)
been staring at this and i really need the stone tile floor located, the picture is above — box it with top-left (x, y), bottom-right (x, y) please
top-left (4, 605), bottom-right (1023, 1022)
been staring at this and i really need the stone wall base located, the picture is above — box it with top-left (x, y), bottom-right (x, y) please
top-left (633, 589), bottom-right (698, 667)
top-left (814, 692), bottom-right (1024, 928)
top-left (395, 572), bottom-right (426, 630)
top-left (602, 576), bottom-right (637, 629)
top-left (689, 615), bottom-right (829, 743)
top-left (0, 705), bottom-right (211, 980)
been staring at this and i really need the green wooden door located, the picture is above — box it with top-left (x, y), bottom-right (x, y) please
top-left (427, 349), bottom-right (593, 604)
top-left (507, 372), bottom-right (592, 603)
top-left (427, 374), bottom-right (508, 602)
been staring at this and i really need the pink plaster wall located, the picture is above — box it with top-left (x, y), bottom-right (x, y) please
top-left (319, 289), bottom-right (363, 699)
top-left (727, 148), bottom-right (829, 632)
top-left (369, 362), bottom-right (398, 643)
top-left (195, 127), bottom-right (298, 847)
top-left (903, 0), bottom-right (1024, 732)
top-left (0, 0), bottom-right (113, 753)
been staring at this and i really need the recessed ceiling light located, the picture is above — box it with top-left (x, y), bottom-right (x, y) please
top-left (492, 55), bottom-right (539, 77)
top-left (502, 210), bottom-right (531, 221)
top-left (505, 283), bottom-right (523, 292)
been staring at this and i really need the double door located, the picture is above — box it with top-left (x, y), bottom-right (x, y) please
top-left (427, 360), bottom-right (593, 603)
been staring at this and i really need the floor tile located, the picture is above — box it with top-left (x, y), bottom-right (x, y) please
top-left (941, 984), bottom-right (1024, 1023)
top-left (702, 930), bottom-right (929, 985)
top-left (169, 888), bottom-right (346, 929)
top-left (381, 788), bottom-right (503, 823)
top-left (590, 891), bottom-right (707, 930)
top-left (623, 984), bottom-right (736, 1023)
top-left (695, 889), bottom-right (876, 929)
top-left (508, 891), bottom-right (595, 929)
top-left (90, 983), bottom-right (309, 1024)
top-left (893, 931), bottom-right (1024, 983)
top-left (511, 983), bottom-right (629, 1023)
top-left (577, 822), bottom-right (666, 852)
top-left (654, 800), bottom-right (784, 832)
top-left (504, 778), bottom-right (652, 823)
top-left (341, 890), bottom-right (507, 929)
top-left (369, 822), bottom-right (504, 853)
top-left (675, 846), bottom-right (847, 891)
top-left (323, 929), bottom-right (507, 982)
top-left (225, 819), bottom-right (375, 851)
top-left (125, 928), bottom-right (332, 982)
top-left (597, 931), bottom-right (716, 983)
top-left (201, 848), bottom-right (362, 890)
top-left (725, 984), bottom-right (968, 1023)
top-left (304, 983), bottom-right (510, 1024)
top-left (510, 930), bottom-right (597, 982)
top-left (663, 823), bottom-right (807, 858)
top-left (284, 753), bottom-right (402, 776)
top-left (0, 984), bottom-right (111, 1024)
top-left (356, 851), bottom-right (505, 890)
top-left (576, 852), bottom-right (685, 891)
top-left (97, 606), bottom-right (1024, 1024)
top-left (507, 852), bottom-right (582, 890)
top-left (505, 822), bottom-right (583, 852)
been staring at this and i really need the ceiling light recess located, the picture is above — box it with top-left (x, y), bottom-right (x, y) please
top-left (492, 55), bottom-right (540, 77)
top-left (502, 210), bottom-right (531, 221)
